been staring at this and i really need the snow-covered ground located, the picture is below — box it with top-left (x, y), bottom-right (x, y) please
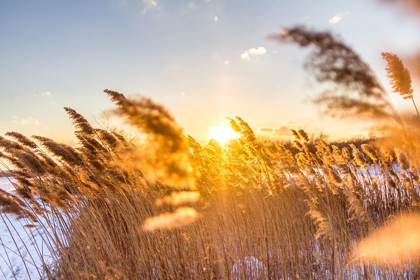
top-left (0, 177), bottom-right (52, 279)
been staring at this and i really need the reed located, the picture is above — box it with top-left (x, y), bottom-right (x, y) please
top-left (1, 26), bottom-right (420, 279)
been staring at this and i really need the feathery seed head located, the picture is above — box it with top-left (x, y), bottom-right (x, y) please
top-left (361, 144), bottom-right (378, 162)
top-left (395, 149), bottom-right (410, 171)
top-left (298, 129), bottom-right (309, 142)
top-left (381, 52), bottom-right (414, 99)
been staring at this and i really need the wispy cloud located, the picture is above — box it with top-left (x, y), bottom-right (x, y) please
top-left (14, 117), bottom-right (40, 125)
top-left (33, 91), bottom-right (52, 97)
top-left (329, 12), bottom-right (349, 24)
top-left (142, 0), bottom-right (158, 14)
top-left (187, 1), bottom-right (196, 10)
top-left (241, 51), bottom-right (250, 61)
top-left (249, 47), bottom-right (266, 55)
top-left (257, 121), bottom-right (304, 138)
top-left (214, 16), bottom-right (218, 22)
top-left (240, 47), bottom-right (267, 61)
top-left (182, 1), bottom-right (197, 14)
top-left (224, 60), bottom-right (230, 65)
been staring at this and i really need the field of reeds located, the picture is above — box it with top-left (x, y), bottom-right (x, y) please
top-left (1, 26), bottom-right (420, 279)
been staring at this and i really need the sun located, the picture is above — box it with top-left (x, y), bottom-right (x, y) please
top-left (209, 125), bottom-right (239, 143)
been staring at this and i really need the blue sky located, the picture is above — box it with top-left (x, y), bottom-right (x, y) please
top-left (1, 0), bottom-right (420, 142)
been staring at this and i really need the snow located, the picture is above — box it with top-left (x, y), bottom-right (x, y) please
top-left (0, 164), bottom-right (407, 279)
top-left (0, 177), bottom-right (15, 193)
top-left (0, 177), bottom-right (52, 279)
top-left (232, 256), bottom-right (267, 279)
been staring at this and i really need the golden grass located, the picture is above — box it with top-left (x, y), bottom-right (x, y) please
top-left (1, 26), bottom-right (420, 279)
top-left (0, 89), bottom-right (418, 279)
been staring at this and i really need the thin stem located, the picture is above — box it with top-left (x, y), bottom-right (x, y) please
top-left (411, 98), bottom-right (420, 118)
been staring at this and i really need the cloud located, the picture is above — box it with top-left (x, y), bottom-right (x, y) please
top-left (182, 1), bottom-right (197, 13)
top-left (240, 47), bottom-right (267, 61)
top-left (240, 51), bottom-right (250, 61)
top-left (224, 60), bottom-right (230, 65)
top-left (249, 47), bottom-right (267, 55)
top-left (257, 126), bottom-right (291, 135)
top-left (19, 117), bottom-right (40, 125)
top-left (257, 121), bottom-right (304, 138)
top-left (258, 127), bottom-right (275, 133)
top-left (33, 91), bottom-right (51, 97)
top-left (187, 1), bottom-right (196, 10)
top-left (142, 0), bottom-right (157, 14)
top-left (214, 16), bottom-right (218, 22)
top-left (329, 12), bottom-right (349, 24)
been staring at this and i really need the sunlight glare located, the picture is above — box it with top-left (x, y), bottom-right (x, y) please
top-left (209, 125), bottom-right (239, 143)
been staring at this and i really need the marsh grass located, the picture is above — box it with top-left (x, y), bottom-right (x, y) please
top-left (0, 90), bottom-right (419, 279)
top-left (1, 26), bottom-right (420, 279)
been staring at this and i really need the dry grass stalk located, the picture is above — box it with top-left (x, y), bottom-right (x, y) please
top-left (382, 52), bottom-right (419, 117)
top-left (0, 86), bottom-right (419, 278)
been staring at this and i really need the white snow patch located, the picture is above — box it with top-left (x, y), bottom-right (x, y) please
top-left (0, 177), bottom-right (53, 279)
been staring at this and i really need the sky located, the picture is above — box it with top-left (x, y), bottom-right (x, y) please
top-left (1, 0), bottom-right (420, 143)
